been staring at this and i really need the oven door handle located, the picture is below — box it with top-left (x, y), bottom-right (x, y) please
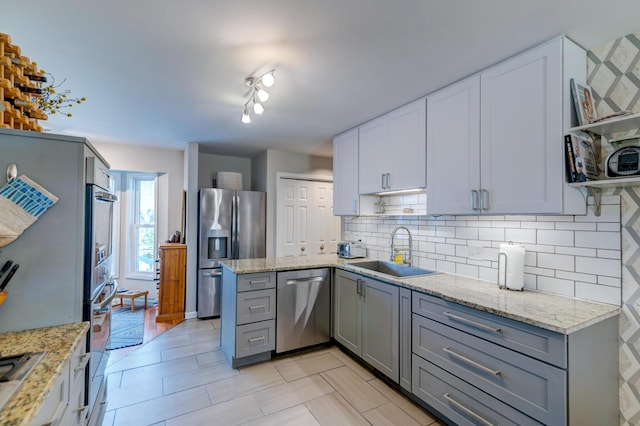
top-left (94, 191), bottom-right (118, 203)
top-left (99, 280), bottom-right (118, 309)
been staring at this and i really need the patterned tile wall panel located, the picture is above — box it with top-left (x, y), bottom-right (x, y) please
top-left (589, 32), bottom-right (640, 425)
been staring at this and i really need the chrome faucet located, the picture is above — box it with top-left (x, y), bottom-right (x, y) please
top-left (391, 226), bottom-right (413, 266)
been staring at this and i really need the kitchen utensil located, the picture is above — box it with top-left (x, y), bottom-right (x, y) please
top-left (0, 264), bottom-right (19, 291)
top-left (0, 260), bottom-right (13, 277)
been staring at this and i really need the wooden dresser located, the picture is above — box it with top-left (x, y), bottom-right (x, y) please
top-left (156, 243), bottom-right (186, 322)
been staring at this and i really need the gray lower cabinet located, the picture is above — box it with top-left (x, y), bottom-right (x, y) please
top-left (333, 269), bottom-right (399, 382)
top-left (411, 292), bottom-right (619, 426)
top-left (221, 269), bottom-right (276, 367)
top-left (399, 287), bottom-right (412, 391)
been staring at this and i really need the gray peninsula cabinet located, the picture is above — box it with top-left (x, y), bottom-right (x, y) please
top-left (333, 269), bottom-right (400, 382)
top-left (220, 269), bottom-right (277, 368)
top-left (411, 292), bottom-right (618, 426)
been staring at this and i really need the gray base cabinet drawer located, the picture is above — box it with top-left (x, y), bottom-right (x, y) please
top-left (412, 292), bottom-right (566, 367)
top-left (236, 289), bottom-right (276, 325)
top-left (413, 314), bottom-right (565, 425)
top-left (235, 320), bottom-right (275, 358)
top-left (237, 272), bottom-right (276, 292)
top-left (412, 354), bottom-right (542, 426)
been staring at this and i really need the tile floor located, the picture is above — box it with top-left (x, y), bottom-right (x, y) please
top-left (102, 318), bottom-right (445, 426)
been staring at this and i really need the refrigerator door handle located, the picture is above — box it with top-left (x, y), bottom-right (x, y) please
top-left (201, 270), bottom-right (222, 277)
top-left (232, 193), bottom-right (239, 259)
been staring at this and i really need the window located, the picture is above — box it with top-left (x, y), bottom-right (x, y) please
top-left (130, 175), bottom-right (157, 277)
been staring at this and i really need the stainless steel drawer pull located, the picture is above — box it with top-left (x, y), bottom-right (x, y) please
top-left (443, 393), bottom-right (495, 426)
top-left (444, 311), bottom-right (502, 334)
top-left (248, 336), bottom-right (266, 343)
top-left (443, 347), bottom-right (501, 376)
top-left (74, 353), bottom-right (91, 372)
top-left (286, 277), bottom-right (324, 285)
top-left (249, 280), bottom-right (267, 285)
top-left (248, 304), bottom-right (266, 310)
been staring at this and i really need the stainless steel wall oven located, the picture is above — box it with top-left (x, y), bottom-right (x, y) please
top-left (84, 157), bottom-right (118, 423)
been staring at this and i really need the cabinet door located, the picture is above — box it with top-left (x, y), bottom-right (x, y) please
top-left (362, 278), bottom-right (399, 382)
top-left (427, 76), bottom-right (480, 214)
top-left (388, 98), bottom-right (426, 191)
top-left (333, 129), bottom-right (360, 215)
top-left (480, 38), bottom-right (563, 213)
top-left (358, 115), bottom-right (389, 194)
top-left (333, 270), bottom-right (362, 354)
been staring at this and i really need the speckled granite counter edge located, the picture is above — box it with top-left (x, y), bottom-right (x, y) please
top-left (0, 322), bottom-right (89, 426)
top-left (222, 256), bottom-right (620, 335)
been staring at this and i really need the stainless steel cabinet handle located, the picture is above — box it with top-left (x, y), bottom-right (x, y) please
top-left (248, 336), bottom-right (265, 343)
top-left (443, 347), bottom-right (501, 376)
top-left (470, 190), bottom-right (479, 211)
top-left (480, 189), bottom-right (489, 211)
top-left (361, 282), bottom-right (366, 298)
top-left (444, 311), bottom-right (502, 334)
top-left (286, 277), bottom-right (324, 285)
top-left (443, 393), bottom-right (495, 426)
top-left (381, 173), bottom-right (386, 189)
top-left (248, 304), bottom-right (266, 310)
top-left (386, 173), bottom-right (391, 189)
top-left (356, 279), bottom-right (361, 295)
top-left (248, 280), bottom-right (266, 285)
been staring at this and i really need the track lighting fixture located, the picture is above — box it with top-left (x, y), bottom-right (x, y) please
top-left (241, 69), bottom-right (275, 124)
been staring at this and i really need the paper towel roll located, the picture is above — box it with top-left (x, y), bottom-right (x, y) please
top-left (497, 243), bottom-right (525, 291)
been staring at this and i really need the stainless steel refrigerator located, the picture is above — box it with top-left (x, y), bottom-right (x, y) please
top-left (197, 188), bottom-right (266, 318)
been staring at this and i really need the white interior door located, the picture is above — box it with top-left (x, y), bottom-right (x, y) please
top-left (276, 177), bottom-right (340, 257)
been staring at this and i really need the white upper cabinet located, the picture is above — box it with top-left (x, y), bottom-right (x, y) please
top-left (359, 98), bottom-right (426, 194)
top-left (333, 128), bottom-right (360, 215)
top-left (427, 76), bottom-right (480, 215)
top-left (427, 37), bottom-right (585, 215)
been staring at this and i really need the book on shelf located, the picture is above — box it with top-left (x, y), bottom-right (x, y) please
top-left (589, 110), bottom-right (633, 123)
top-left (565, 134), bottom-right (598, 182)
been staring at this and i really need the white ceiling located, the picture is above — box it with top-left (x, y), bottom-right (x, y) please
top-left (2, 1), bottom-right (639, 158)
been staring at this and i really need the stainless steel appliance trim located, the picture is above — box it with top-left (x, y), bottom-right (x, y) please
top-left (99, 281), bottom-right (117, 309)
top-left (285, 277), bottom-right (324, 285)
top-left (94, 191), bottom-right (117, 203)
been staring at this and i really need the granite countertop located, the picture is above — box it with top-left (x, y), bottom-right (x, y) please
top-left (222, 255), bottom-right (620, 335)
top-left (0, 322), bottom-right (89, 426)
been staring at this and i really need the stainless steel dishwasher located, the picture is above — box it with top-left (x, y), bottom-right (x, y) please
top-left (276, 268), bottom-right (331, 353)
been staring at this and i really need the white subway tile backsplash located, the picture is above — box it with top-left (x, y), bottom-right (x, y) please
top-left (456, 263), bottom-right (479, 279)
top-left (575, 231), bottom-right (621, 250)
top-left (598, 249), bottom-right (621, 260)
top-left (478, 228), bottom-right (505, 241)
top-left (575, 282), bottom-right (621, 305)
top-left (505, 228), bottom-right (537, 244)
top-left (537, 276), bottom-right (575, 297)
top-left (538, 253), bottom-right (574, 271)
top-left (556, 270), bottom-right (598, 283)
top-left (537, 230), bottom-right (574, 246)
top-left (575, 256), bottom-right (621, 278)
top-left (555, 222), bottom-right (597, 231)
top-left (344, 196), bottom-right (623, 305)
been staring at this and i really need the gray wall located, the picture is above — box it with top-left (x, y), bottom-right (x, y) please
top-left (198, 153), bottom-right (252, 190)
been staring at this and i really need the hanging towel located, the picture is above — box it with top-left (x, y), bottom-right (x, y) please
top-left (0, 175), bottom-right (58, 247)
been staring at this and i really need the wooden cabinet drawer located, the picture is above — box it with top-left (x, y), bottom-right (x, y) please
top-left (236, 289), bottom-right (276, 325)
top-left (235, 320), bottom-right (275, 358)
top-left (413, 314), bottom-right (565, 425)
top-left (412, 354), bottom-right (542, 426)
top-left (412, 292), bottom-right (566, 367)
top-left (237, 272), bottom-right (276, 292)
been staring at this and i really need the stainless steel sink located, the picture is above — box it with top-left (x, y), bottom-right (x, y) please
top-left (349, 260), bottom-right (438, 278)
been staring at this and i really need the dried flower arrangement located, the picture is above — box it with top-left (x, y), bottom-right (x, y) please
top-left (35, 72), bottom-right (86, 117)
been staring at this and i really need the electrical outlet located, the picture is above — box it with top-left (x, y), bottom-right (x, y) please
top-left (468, 245), bottom-right (483, 260)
